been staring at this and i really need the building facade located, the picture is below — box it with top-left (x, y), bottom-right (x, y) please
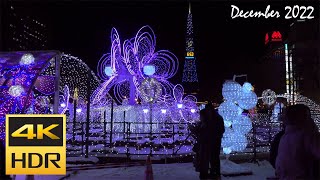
top-left (259, 31), bottom-right (287, 96)
top-left (287, 19), bottom-right (320, 103)
top-left (261, 19), bottom-right (320, 104)
top-left (1, 1), bottom-right (48, 51)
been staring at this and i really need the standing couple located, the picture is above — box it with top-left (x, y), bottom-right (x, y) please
top-left (198, 101), bottom-right (225, 180)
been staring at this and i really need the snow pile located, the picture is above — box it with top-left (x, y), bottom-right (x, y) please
top-left (221, 160), bottom-right (252, 176)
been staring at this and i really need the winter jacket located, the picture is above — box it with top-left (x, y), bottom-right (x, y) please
top-left (270, 130), bottom-right (285, 169)
top-left (275, 125), bottom-right (320, 180)
top-left (199, 108), bottom-right (225, 143)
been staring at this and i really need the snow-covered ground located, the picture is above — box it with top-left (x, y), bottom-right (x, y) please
top-left (12, 160), bottom-right (275, 180)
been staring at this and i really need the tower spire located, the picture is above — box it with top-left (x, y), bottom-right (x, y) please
top-left (182, 1), bottom-right (199, 94)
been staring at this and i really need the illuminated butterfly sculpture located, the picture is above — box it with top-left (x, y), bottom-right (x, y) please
top-left (91, 26), bottom-right (179, 106)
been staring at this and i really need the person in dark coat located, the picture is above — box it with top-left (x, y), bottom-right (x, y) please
top-left (270, 111), bottom-right (286, 169)
top-left (199, 101), bottom-right (225, 179)
top-left (276, 104), bottom-right (320, 179)
top-left (270, 128), bottom-right (285, 169)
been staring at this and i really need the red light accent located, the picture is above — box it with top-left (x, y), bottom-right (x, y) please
top-left (271, 31), bottom-right (282, 41)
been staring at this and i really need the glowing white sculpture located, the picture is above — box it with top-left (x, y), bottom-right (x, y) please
top-left (224, 120), bottom-right (232, 128)
top-left (233, 115), bottom-right (252, 134)
top-left (237, 91), bottom-right (258, 110)
top-left (8, 85), bottom-right (24, 97)
top-left (20, 53), bottom-right (35, 65)
top-left (242, 82), bottom-right (253, 93)
top-left (222, 128), bottom-right (234, 154)
top-left (219, 80), bottom-right (257, 154)
top-left (231, 134), bottom-right (248, 152)
top-left (218, 101), bottom-right (243, 120)
top-left (222, 80), bottom-right (242, 101)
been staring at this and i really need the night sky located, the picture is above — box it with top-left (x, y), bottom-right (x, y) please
top-left (13, 0), bottom-right (296, 102)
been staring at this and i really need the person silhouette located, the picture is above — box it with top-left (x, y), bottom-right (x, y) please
top-left (276, 104), bottom-right (320, 179)
top-left (199, 101), bottom-right (225, 179)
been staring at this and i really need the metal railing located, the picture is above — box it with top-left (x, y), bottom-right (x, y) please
top-left (65, 112), bottom-right (285, 159)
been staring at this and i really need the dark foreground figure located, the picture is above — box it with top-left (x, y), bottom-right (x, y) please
top-left (199, 102), bottom-right (225, 180)
top-left (275, 104), bottom-right (320, 179)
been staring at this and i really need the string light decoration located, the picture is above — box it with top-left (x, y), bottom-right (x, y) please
top-left (262, 89), bottom-right (276, 106)
top-left (182, 2), bottom-right (198, 83)
top-left (242, 82), bottom-right (253, 93)
top-left (8, 85), bottom-right (24, 97)
top-left (20, 53), bottom-right (35, 65)
top-left (139, 78), bottom-right (162, 103)
top-left (0, 51), bottom-right (60, 140)
top-left (58, 27), bottom-right (202, 156)
top-left (218, 101), bottom-right (243, 121)
top-left (270, 102), bottom-right (285, 122)
top-left (222, 80), bottom-right (242, 101)
top-left (92, 25), bottom-right (179, 105)
top-left (42, 54), bottom-right (101, 101)
top-left (237, 90), bottom-right (258, 110)
top-left (219, 80), bottom-right (257, 154)
top-left (294, 94), bottom-right (320, 129)
top-left (66, 84), bottom-right (199, 156)
top-left (171, 84), bottom-right (199, 123)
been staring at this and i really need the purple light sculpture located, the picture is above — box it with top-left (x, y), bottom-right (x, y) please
top-left (92, 26), bottom-right (179, 105)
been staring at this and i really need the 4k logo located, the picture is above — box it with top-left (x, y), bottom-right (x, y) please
top-left (6, 114), bottom-right (66, 175)
top-left (12, 124), bottom-right (60, 139)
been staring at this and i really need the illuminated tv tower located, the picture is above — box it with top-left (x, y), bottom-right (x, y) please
top-left (182, 2), bottom-right (199, 94)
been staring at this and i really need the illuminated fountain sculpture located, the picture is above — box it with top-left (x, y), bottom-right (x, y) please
top-left (62, 26), bottom-right (199, 156)
top-left (92, 25), bottom-right (179, 106)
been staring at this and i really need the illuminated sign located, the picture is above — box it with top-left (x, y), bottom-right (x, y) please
top-left (265, 31), bottom-right (282, 45)
top-left (187, 52), bottom-right (194, 56)
top-left (271, 31), bottom-right (282, 41)
top-left (6, 114), bottom-right (66, 175)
